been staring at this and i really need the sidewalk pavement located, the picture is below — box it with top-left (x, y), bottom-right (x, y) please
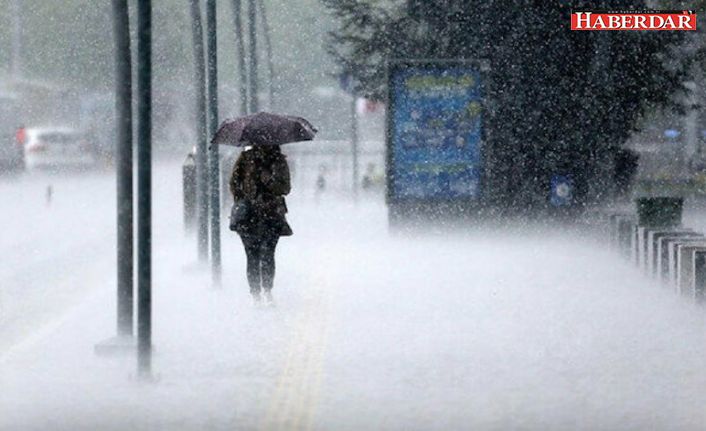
top-left (5, 189), bottom-right (706, 430)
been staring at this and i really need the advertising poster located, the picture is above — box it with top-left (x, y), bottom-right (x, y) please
top-left (388, 63), bottom-right (483, 200)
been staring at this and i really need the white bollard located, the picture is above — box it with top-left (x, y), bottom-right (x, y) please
top-left (608, 213), bottom-right (630, 248)
top-left (693, 251), bottom-right (706, 304)
top-left (677, 242), bottom-right (706, 299)
top-left (636, 226), bottom-right (647, 269)
top-left (657, 233), bottom-right (703, 281)
top-left (617, 217), bottom-right (637, 259)
top-left (647, 230), bottom-right (694, 278)
top-left (667, 238), bottom-right (706, 288)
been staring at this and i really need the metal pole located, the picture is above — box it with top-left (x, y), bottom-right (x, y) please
top-left (256, 0), bottom-right (274, 110)
top-left (351, 95), bottom-right (359, 202)
top-left (11, 0), bottom-right (22, 79)
top-left (231, 0), bottom-right (248, 115)
top-left (136, 0), bottom-right (152, 379)
top-left (112, 0), bottom-right (134, 338)
top-left (206, 0), bottom-right (222, 286)
top-left (685, 34), bottom-right (701, 160)
top-left (190, 0), bottom-right (210, 262)
top-left (247, 0), bottom-right (258, 113)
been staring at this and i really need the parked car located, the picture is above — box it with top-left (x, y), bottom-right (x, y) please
top-left (24, 127), bottom-right (96, 171)
top-left (0, 95), bottom-right (24, 174)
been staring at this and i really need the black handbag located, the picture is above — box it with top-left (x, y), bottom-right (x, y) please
top-left (278, 217), bottom-right (293, 237)
top-left (229, 199), bottom-right (251, 231)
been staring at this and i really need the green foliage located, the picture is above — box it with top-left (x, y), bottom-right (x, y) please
top-left (324, 0), bottom-right (692, 207)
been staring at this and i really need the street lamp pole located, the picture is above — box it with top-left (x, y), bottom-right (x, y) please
top-left (206, 0), bottom-right (222, 286)
top-left (231, 0), bottom-right (248, 115)
top-left (112, 0), bottom-right (134, 338)
top-left (190, 0), bottom-right (210, 262)
top-left (136, 0), bottom-right (153, 379)
top-left (351, 94), bottom-right (359, 202)
top-left (11, 0), bottom-right (22, 79)
top-left (256, 0), bottom-right (274, 110)
top-left (247, 0), bottom-right (258, 113)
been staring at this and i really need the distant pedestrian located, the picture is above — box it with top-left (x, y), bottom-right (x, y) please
top-left (315, 164), bottom-right (327, 203)
top-left (361, 163), bottom-right (377, 190)
top-left (229, 145), bottom-right (292, 306)
top-left (316, 164), bottom-right (327, 191)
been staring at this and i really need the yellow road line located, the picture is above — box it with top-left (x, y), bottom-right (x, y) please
top-left (302, 314), bottom-right (332, 431)
top-left (264, 313), bottom-right (308, 430)
top-left (260, 274), bottom-right (334, 431)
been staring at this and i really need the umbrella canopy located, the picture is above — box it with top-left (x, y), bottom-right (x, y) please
top-left (211, 112), bottom-right (317, 147)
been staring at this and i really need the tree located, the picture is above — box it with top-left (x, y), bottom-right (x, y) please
top-left (323, 1), bottom-right (691, 210)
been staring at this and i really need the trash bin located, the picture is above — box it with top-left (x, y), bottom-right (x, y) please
top-left (636, 196), bottom-right (683, 228)
top-left (183, 152), bottom-right (196, 232)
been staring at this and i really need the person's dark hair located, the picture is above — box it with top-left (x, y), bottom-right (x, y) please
top-left (259, 145), bottom-right (282, 157)
top-left (253, 145), bottom-right (284, 164)
top-left (254, 144), bottom-right (280, 152)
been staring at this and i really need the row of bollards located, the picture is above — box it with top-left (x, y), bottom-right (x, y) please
top-left (604, 197), bottom-right (706, 304)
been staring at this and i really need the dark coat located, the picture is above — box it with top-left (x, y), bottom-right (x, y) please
top-left (229, 147), bottom-right (292, 237)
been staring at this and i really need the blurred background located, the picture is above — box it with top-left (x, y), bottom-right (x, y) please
top-left (0, 0), bottom-right (705, 208)
top-left (0, 0), bottom-right (385, 198)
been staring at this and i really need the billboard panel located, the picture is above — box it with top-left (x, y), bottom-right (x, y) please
top-left (388, 62), bottom-right (483, 201)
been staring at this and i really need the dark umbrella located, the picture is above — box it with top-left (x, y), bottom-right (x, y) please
top-left (211, 112), bottom-right (317, 147)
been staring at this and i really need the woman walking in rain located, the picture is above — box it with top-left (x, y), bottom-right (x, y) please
top-left (212, 112), bottom-right (316, 306)
top-left (230, 144), bottom-right (292, 305)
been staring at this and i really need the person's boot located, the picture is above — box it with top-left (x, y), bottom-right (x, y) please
top-left (251, 291), bottom-right (262, 307)
top-left (263, 290), bottom-right (275, 307)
